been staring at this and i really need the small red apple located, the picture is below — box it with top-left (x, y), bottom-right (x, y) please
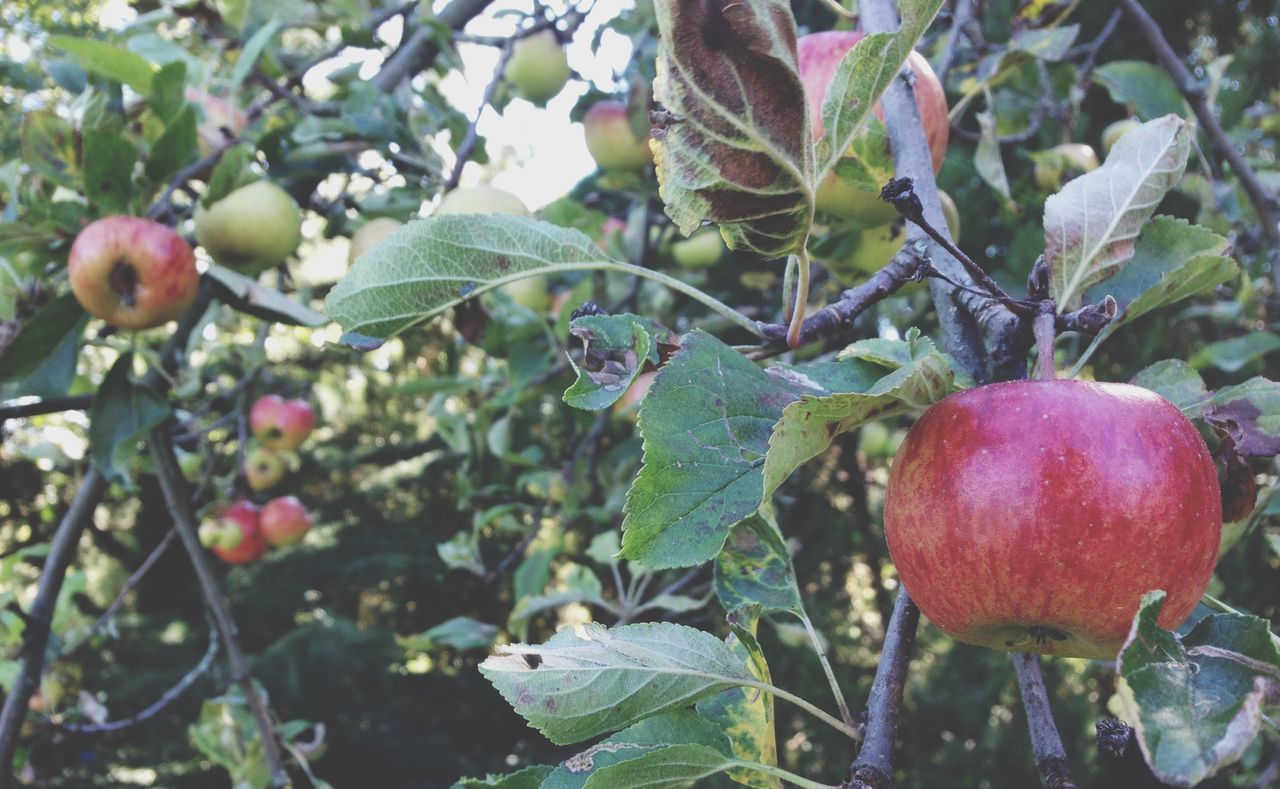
top-left (883, 380), bottom-right (1221, 659)
top-left (210, 501), bottom-right (268, 565)
top-left (259, 495), bottom-right (312, 547)
top-left (798, 31), bottom-right (949, 228)
top-left (583, 100), bottom-right (652, 173)
top-left (249, 395), bottom-right (316, 451)
top-left (244, 447), bottom-right (286, 491)
top-left (185, 87), bottom-right (248, 156)
top-left (67, 216), bottom-right (200, 330)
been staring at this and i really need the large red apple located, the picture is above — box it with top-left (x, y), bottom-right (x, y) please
top-left (883, 380), bottom-right (1221, 660)
top-left (259, 495), bottom-right (312, 547)
top-left (798, 31), bottom-right (949, 228)
top-left (210, 501), bottom-right (268, 565)
top-left (67, 216), bottom-right (200, 330)
top-left (250, 395), bottom-right (316, 451)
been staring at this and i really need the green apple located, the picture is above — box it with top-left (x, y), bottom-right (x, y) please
top-left (500, 276), bottom-right (552, 313)
top-left (583, 100), bottom-right (651, 173)
top-left (348, 218), bottom-right (402, 264)
top-left (826, 191), bottom-right (960, 284)
top-left (436, 185), bottom-right (530, 217)
top-left (244, 447), bottom-right (286, 491)
top-left (1032, 143), bottom-right (1100, 192)
top-left (195, 181), bottom-right (302, 274)
top-left (1101, 119), bottom-right (1140, 156)
top-left (670, 229), bottom-right (726, 269)
top-left (504, 30), bottom-right (571, 106)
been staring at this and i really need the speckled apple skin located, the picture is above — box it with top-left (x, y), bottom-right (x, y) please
top-left (67, 216), bottom-right (199, 330)
top-left (884, 380), bottom-right (1221, 660)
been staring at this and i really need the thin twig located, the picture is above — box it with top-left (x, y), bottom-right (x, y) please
top-left (148, 430), bottom-right (286, 785)
top-left (0, 467), bottom-right (109, 777)
top-left (846, 587), bottom-right (920, 788)
top-left (1011, 653), bottom-right (1078, 789)
top-left (1119, 0), bottom-right (1280, 286)
top-left (935, 0), bottom-right (977, 86)
top-left (444, 41), bottom-right (515, 191)
top-left (0, 395), bottom-right (94, 423)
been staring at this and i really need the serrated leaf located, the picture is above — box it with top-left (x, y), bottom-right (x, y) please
top-left (90, 354), bottom-right (170, 488)
top-left (1130, 360), bottom-right (1209, 412)
top-left (46, 36), bottom-right (156, 94)
top-left (452, 765), bottom-right (554, 789)
top-left (1117, 591), bottom-right (1280, 786)
top-left (563, 314), bottom-right (669, 412)
top-left (205, 263), bottom-right (329, 327)
top-left (651, 0), bottom-right (813, 259)
top-left (1190, 332), bottom-right (1280, 374)
top-left (479, 622), bottom-right (755, 745)
top-left (326, 215), bottom-right (612, 340)
top-left (1084, 215), bottom-right (1235, 327)
top-left (542, 710), bottom-right (734, 789)
top-left (1046, 115), bottom-right (1192, 310)
top-left (762, 334), bottom-right (956, 500)
top-left (1095, 61), bottom-right (1188, 121)
top-left (815, 0), bottom-right (945, 183)
top-left (82, 128), bottom-right (137, 214)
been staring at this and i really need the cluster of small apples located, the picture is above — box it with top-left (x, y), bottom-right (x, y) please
top-left (200, 395), bottom-right (317, 565)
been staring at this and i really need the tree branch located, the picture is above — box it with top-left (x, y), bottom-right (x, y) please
top-left (445, 40), bottom-right (515, 192)
top-left (1119, 0), bottom-right (1280, 285)
top-left (372, 0), bottom-right (497, 93)
top-left (1011, 653), bottom-right (1077, 789)
top-left (0, 395), bottom-right (93, 424)
top-left (845, 587), bottom-right (920, 788)
top-left (147, 429), bottom-right (286, 784)
top-left (0, 467), bottom-right (108, 778)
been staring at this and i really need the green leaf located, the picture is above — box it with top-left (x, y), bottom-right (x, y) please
top-left (89, 354), bottom-right (171, 487)
top-left (479, 622), bottom-right (756, 745)
top-left (205, 263), bottom-right (329, 327)
top-left (815, 0), bottom-right (945, 184)
top-left (46, 36), bottom-right (157, 94)
top-left (1130, 360), bottom-right (1209, 412)
top-left (563, 314), bottom-right (669, 412)
top-left (974, 108), bottom-right (1012, 201)
top-left (1008, 25), bottom-right (1080, 61)
top-left (1095, 61), bottom-right (1189, 121)
top-left (452, 765), bottom-right (554, 789)
top-left (713, 512), bottom-right (803, 617)
top-left (1190, 332), bottom-right (1280, 374)
top-left (1117, 591), bottom-right (1280, 786)
top-left (761, 332), bottom-right (956, 501)
top-left (508, 564), bottom-right (606, 635)
top-left (1047, 115), bottom-right (1192, 310)
top-left (20, 112), bottom-right (79, 187)
top-left (403, 617), bottom-right (498, 653)
top-left (203, 145), bottom-right (254, 207)
top-left (542, 710), bottom-right (734, 789)
top-left (228, 18), bottom-right (283, 93)
top-left (326, 215), bottom-right (611, 341)
top-left (145, 104), bottom-right (198, 183)
top-left (578, 743), bottom-right (743, 788)
top-left (651, 0), bottom-right (813, 259)
top-left (0, 293), bottom-right (87, 384)
top-left (82, 128), bottom-right (138, 214)
top-left (149, 61), bottom-right (188, 122)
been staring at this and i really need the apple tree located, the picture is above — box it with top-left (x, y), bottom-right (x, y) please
top-left (1, 0), bottom-right (1279, 787)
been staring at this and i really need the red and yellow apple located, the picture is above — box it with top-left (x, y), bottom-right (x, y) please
top-left (244, 447), bottom-right (286, 491)
top-left (260, 495), bottom-right (313, 546)
top-left (195, 180), bottom-right (302, 274)
top-left (883, 380), bottom-right (1221, 659)
top-left (798, 31), bottom-right (949, 228)
top-left (185, 88), bottom-right (248, 156)
top-left (583, 100), bottom-right (652, 173)
top-left (348, 218), bottom-right (402, 265)
top-left (249, 395), bottom-right (316, 451)
top-left (67, 216), bottom-right (200, 330)
top-left (210, 500), bottom-right (268, 565)
top-left (504, 29), bottom-right (571, 106)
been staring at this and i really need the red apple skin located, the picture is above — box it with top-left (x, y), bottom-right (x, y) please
top-left (884, 380), bottom-right (1221, 660)
top-left (249, 395), bottom-right (316, 451)
top-left (798, 31), bottom-right (949, 227)
top-left (259, 495), bottom-right (313, 547)
top-left (211, 501), bottom-right (268, 565)
top-left (67, 216), bottom-right (199, 330)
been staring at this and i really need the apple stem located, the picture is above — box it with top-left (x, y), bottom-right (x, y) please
top-left (1033, 301), bottom-right (1057, 380)
top-left (1011, 653), bottom-right (1079, 789)
top-left (786, 250), bottom-right (812, 349)
top-left (847, 587), bottom-right (920, 786)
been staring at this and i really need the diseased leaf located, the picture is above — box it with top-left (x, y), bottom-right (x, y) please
top-left (452, 765), bottom-right (554, 789)
top-left (20, 112), bottom-right (79, 187)
top-left (325, 215), bottom-right (612, 341)
top-left (1202, 377), bottom-right (1280, 456)
top-left (90, 354), bottom-right (170, 488)
top-left (478, 622), bottom-right (755, 745)
top-left (1095, 61), bottom-right (1189, 121)
top-left (1046, 115), bottom-right (1192, 310)
top-left (1117, 591), bottom-right (1280, 786)
top-left (714, 513), bottom-right (803, 617)
top-left (1190, 332), bottom-right (1280, 374)
top-left (697, 608), bottom-right (779, 788)
top-left (563, 314), bottom-right (671, 412)
top-left (580, 744), bottom-right (742, 788)
top-left (542, 710), bottom-right (733, 789)
top-left (651, 0), bottom-right (813, 259)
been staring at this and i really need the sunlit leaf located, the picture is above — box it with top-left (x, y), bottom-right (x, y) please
top-left (46, 35), bottom-right (157, 94)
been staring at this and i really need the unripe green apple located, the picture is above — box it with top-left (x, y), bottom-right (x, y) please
top-left (259, 495), bottom-right (313, 546)
top-left (348, 218), bottom-right (402, 264)
top-left (1101, 119), bottom-right (1140, 156)
top-left (583, 101), bottom-right (652, 173)
top-left (436, 185), bottom-right (530, 218)
top-left (826, 191), bottom-right (960, 284)
top-left (884, 380), bottom-right (1221, 659)
top-left (210, 501), bottom-right (268, 565)
top-left (67, 216), bottom-right (200, 330)
top-left (244, 447), bottom-right (286, 491)
top-left (1033, 143), bottom-right (1100, 192)
top-left (250, 395), bottom-right (316, 451)
top-left (504, 30), bottom-right (571, 106)
top-left (671, 229), bottom-right (726, 269)
top-left (501, 276), bottom-right (552, 313)
top-left (799, 31), bottom-right (950, 228)
top-left (195, 181), bottom-right (302, 274)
